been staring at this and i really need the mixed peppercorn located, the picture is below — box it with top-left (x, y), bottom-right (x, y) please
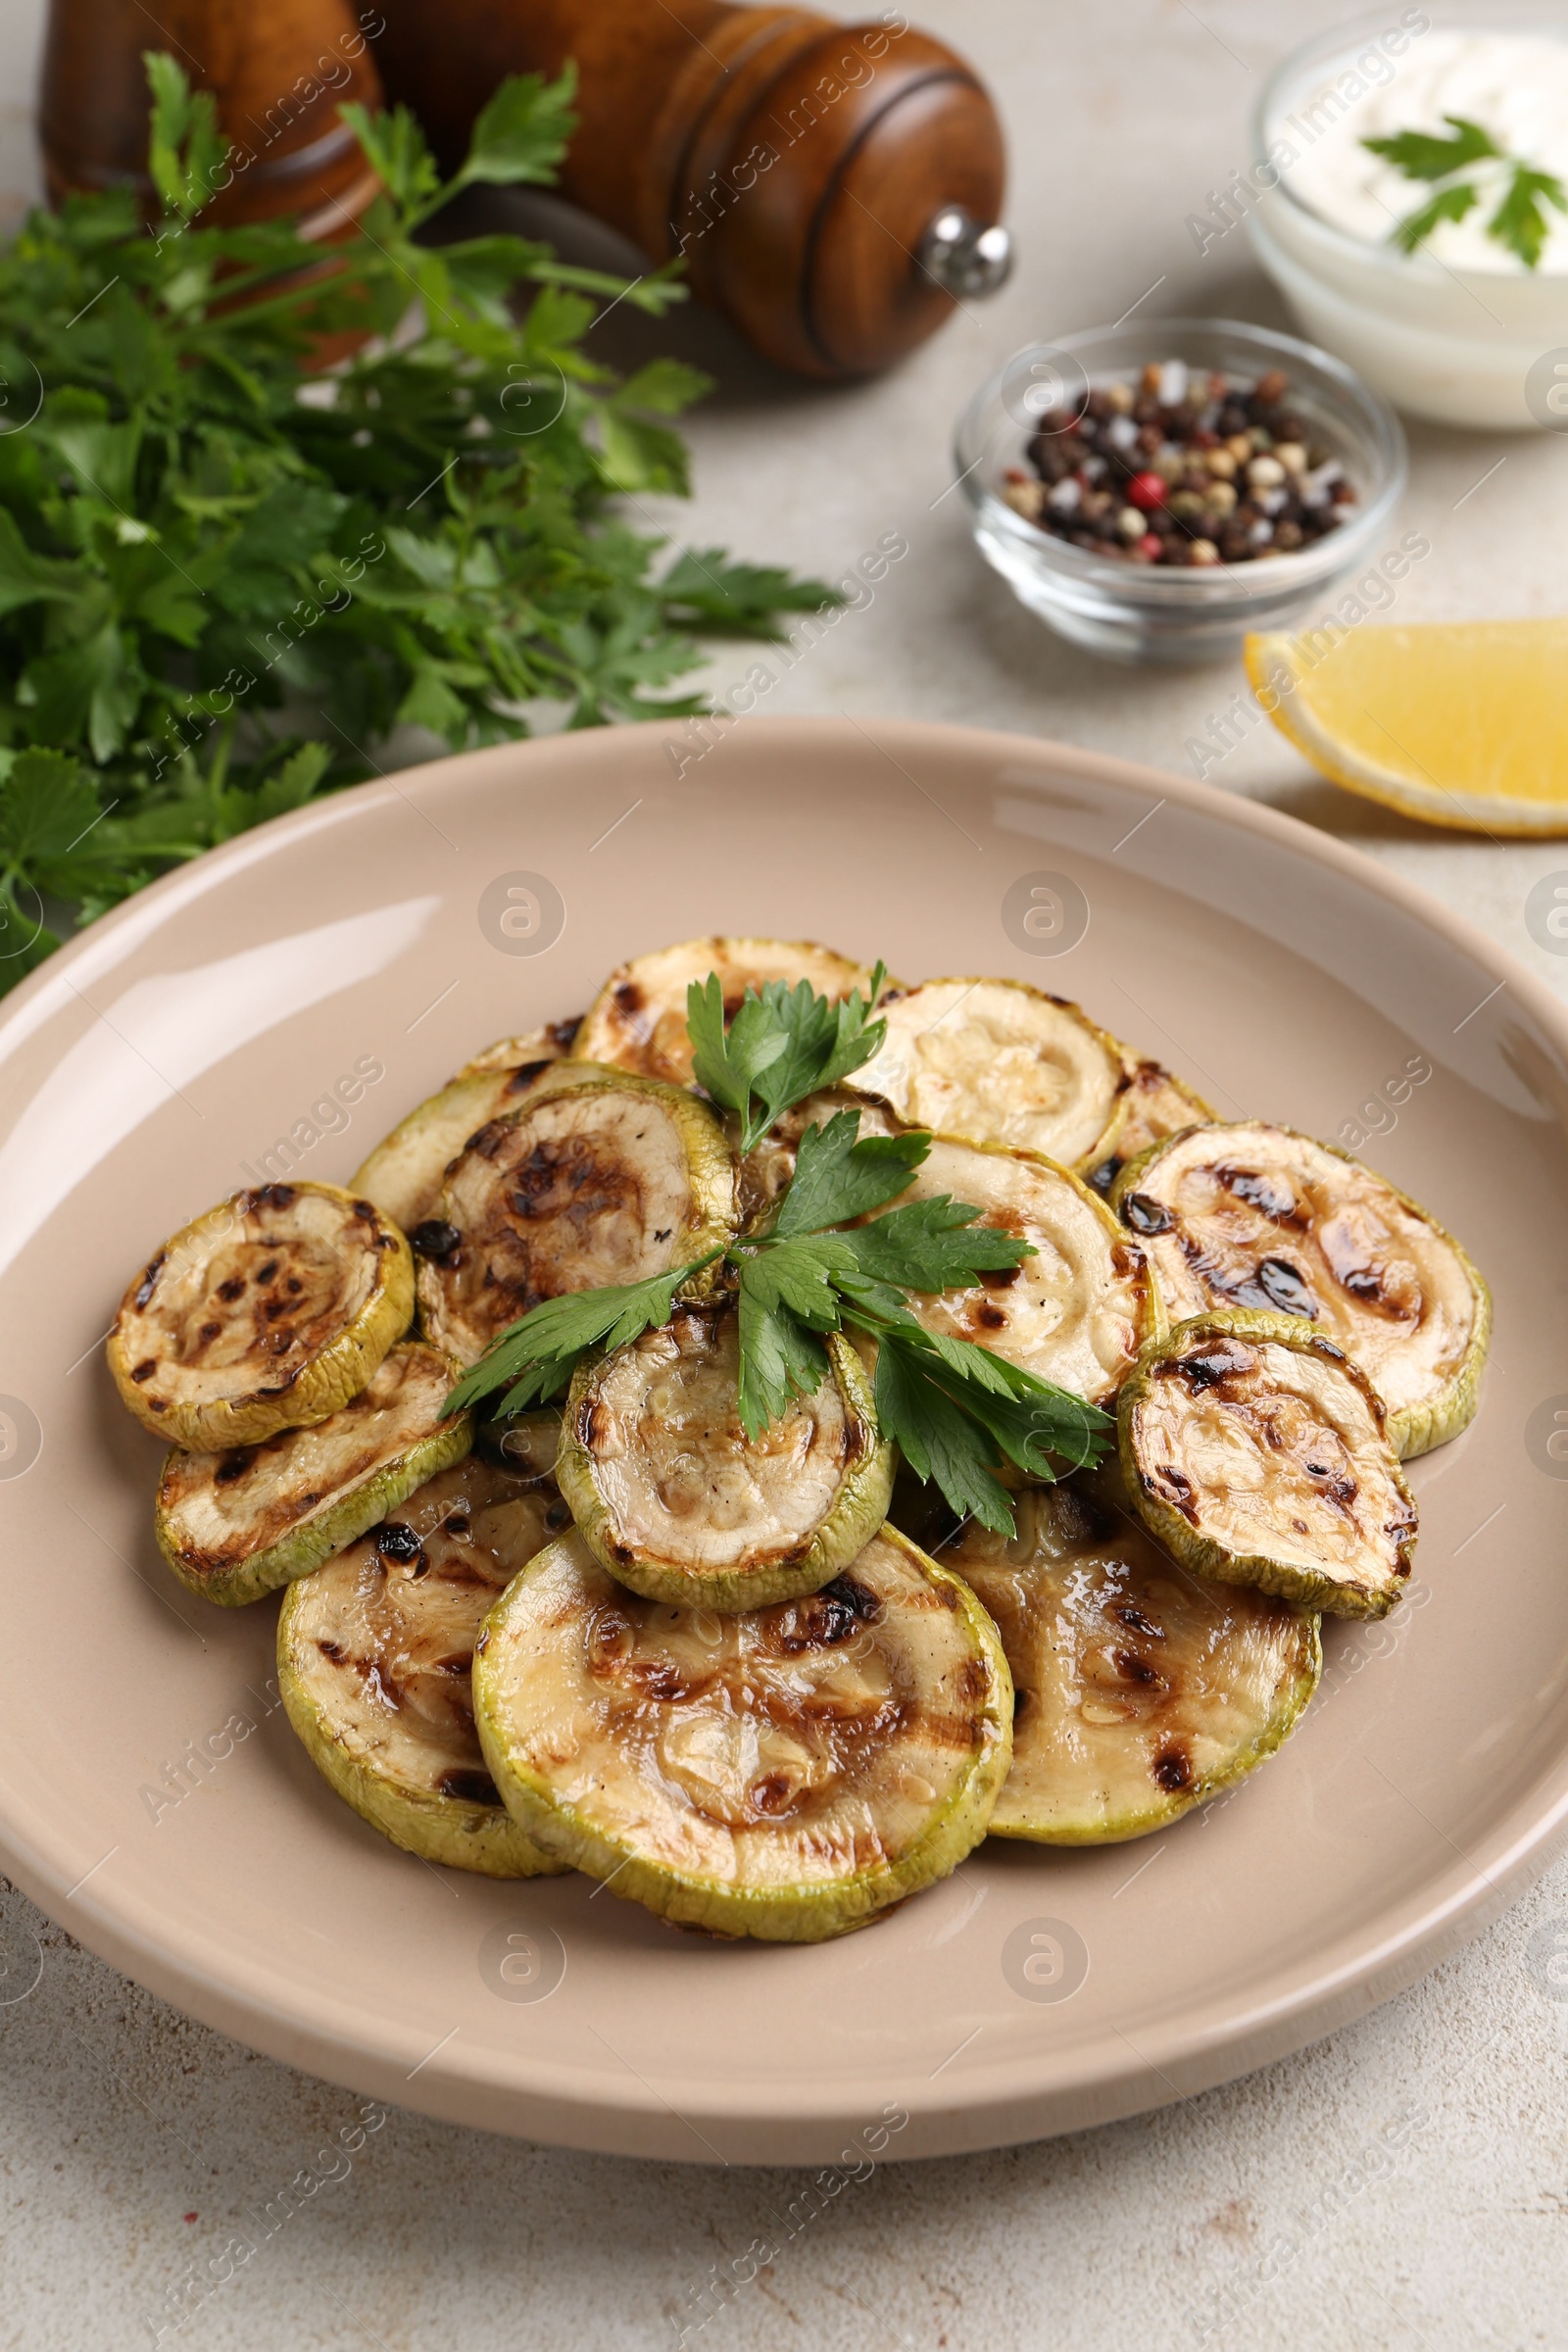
top-left (1004, 362), bottom-right (1356, 567)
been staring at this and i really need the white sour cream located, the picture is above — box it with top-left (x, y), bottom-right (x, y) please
top-left (1277, 29), bottom-right (1568, 275)
top-left (1250, 21), bottom-right (1568, 425)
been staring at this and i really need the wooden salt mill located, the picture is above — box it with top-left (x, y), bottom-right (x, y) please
top-left (371, 0), bottom-right (1012, 378)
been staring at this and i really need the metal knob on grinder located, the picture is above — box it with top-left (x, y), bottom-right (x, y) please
top-left (920, 207), bottom-right (1014, 300)
top-left (372, 0), bottom-right (1013, 378)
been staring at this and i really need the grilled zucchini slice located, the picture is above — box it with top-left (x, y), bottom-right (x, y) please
top-left (460, 1015), bottom-right (581, 1076)
top-left (858, 1132), bottom-right (1152, 1406)
top-left (277, 1454), bottom-right (571, 1878)
top-left (1119, 1310), bottom-right (1418, 1619)
top-left (109, 1181), bottom-right (413, 1450)
top-left (155, 1341), bottom-right (470, 1606)
top-left (1111, 1120), bottom-right (1489, 1456)
top-left (937, 1473), bottom-right (1320, 1842)
top-left (473, 1522), bottom-right (1011, 1939)
top-left (416, 1071), bottom-right (736, 1367)
top-left (558, 1309), bottom-right (892, 1610)
top-left (1084, 1058), bottom-right (1217, 1196)
top-left (353, 1066), bottom-right (553, 1237)
top-left (575, 937), bottom-right (876, 1088)
top-left (844, 978), bottom-right (1125, 1166)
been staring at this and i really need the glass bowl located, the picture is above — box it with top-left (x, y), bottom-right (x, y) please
top-left (956, 317), bottom-right (1407, 666)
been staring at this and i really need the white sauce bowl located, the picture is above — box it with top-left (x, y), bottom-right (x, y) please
top-left (1246, 15), bottom-right (1568, 429)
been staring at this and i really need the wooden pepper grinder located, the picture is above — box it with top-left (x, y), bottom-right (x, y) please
top-left (372, 0), bottom-right (1011, 378)
top-left (38, 0), bottom-right (385, 239)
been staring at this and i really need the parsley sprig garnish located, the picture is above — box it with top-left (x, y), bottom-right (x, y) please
top-left (447, 993), bottom-right (1112, 1535)
top-left (443, 1250), bottom-right (726, 1419)
top-left (686, 962), bottom-right (889, 1152)
top-left (1364, 114), bottom-right (1568, 269)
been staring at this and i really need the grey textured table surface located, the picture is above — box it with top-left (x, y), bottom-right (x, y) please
top-left (3, 4), bottom-right (1568, 2348)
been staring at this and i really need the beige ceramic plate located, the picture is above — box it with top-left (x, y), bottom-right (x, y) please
top-left (0, 718), bottom-right (1559, 2163)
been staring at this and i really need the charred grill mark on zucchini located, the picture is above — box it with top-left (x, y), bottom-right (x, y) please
top-left (938, 1470), bottom-right (1320, 1842)
top-left (154, 1343), bottom-right (470, 1606)
top-left (846, 978), bottom-right (1126, 1168)
top-left (352, 1058), bottom-right (587, 1236)
top-left (1215, 1162), bottom-right (1302, 1224)
top-left (1111, 1121), bottom-right (1489, 1457)
top-left (277, 1453), bottom-right (570, 1878)
top-left (1149, 1463), bottom-right (1200, 1522)
top-left (1119, 1310), bottom-right (1418, 1619)
top-left (109, 1182), bottom-right (413, 1451)
top-left (472, 1524), bottom-right (1011, 1939)
top-left (374, 1518), bottom-right (427, 1565)
top-left (417, 1074), bottom-right (735, 1368)
top-left (459, 1017), bottom-right (583, 1079)
top-left (1095, 1057), bottom-right (1219, 1185)
top-left (506, 1125), bottom-right (642, 1232)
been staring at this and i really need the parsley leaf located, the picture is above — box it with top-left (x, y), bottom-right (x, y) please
top-left (761, 1108), bottom-right (1032, 1297)
top-left (660, 550), bottom-right (842, 638)
top-left (896, 1330), bottom-right (1107, 1479)
top-left (686, 965), bottom-right (888, 1152)
top-left (770, 1109), bottom-right (928, 1236)
top-left (1392, 178), bottom-right (1482, 254)
top-left (871, 1335), bottom-right (1018, 1536)
top-left (847, 1306), bottom-right (1110, 1528)
top-left (1364, 114), bottom-right (1501, 179)
top-left (455, 67), bottom-right (579, 192)
top-left (145, 50), bottom-right (226, 221)
top-left (444, 1250), bottom-right (723, 1418)
top-left (0, 749), bottom-right (100, 868)
top-left (841, 1196), bottom-right (1032, 1294)
top-left (1491, 164), bottom-right (1568, 270)
top-left (738, 1233), bottom-right (858, 1332)
top-left (0, 511), bottom-right (82, 618)
top-left (335, 102), bottom-right (443, 216)
top-left (686, 974), bottom-right (785, 1125)
top-left (1365, 113), bottom-right (1566, 269)
top-left (735, 1263), bottom-right (833, 1438)
top-left (755, 967), bottom-right (889, 1124)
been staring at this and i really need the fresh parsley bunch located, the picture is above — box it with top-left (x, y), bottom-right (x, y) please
top-left (448, 971), bottom-right (1112, 1536)
top-left (0, 58), bottom-right (834, 993)
top-left (1364, 114), bottom-right (1567, 269)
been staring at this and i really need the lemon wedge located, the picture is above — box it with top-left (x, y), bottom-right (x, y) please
top-left (1245, 619), bottom-right (1568, 835)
